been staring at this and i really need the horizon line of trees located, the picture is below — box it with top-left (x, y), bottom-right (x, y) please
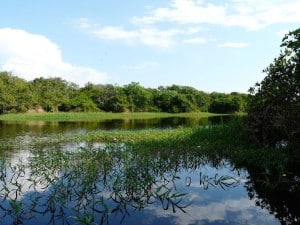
top-left (0, 71), bottom-right (248, 114)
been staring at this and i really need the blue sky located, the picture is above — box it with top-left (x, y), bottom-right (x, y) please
top-left (0, 0), bottom-right (299, 93)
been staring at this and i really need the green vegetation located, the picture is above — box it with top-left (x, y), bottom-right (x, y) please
top-left (246, 28), bottom-right (300, 146)
top-left (0, 72), bottom-right (247, 114)
top-left (0, 112), bottom-right (220, 122)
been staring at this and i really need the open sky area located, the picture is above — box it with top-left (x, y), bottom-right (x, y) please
top-left (0, 0), bottom-right (299, 93)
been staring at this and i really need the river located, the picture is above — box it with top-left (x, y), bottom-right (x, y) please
top-left (0, 116), bottom-right (298, 225)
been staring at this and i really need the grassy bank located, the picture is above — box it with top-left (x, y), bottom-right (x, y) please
top-left (0, 112), bottom-right (222, 122)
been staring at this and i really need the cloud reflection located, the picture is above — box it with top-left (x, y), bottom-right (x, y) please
top-left (146, 193), bottom-right (279, 225)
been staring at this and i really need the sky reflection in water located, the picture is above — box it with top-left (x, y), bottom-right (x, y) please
top-left (0, 117), bottom-right (294, 224)
top-left (0, 141), bottom-right (281, 225)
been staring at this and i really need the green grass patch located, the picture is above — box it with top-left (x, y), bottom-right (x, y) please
top-left (0, 112), bottom-right (222, 122)
top-left (26, 117), bottom-right (245, 155)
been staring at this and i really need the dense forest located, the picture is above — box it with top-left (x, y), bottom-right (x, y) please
top-left (0, 71), bottom-right (247, 114)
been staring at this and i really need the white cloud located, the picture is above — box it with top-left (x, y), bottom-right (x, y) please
top-left (183, 37), bottom-right (207, 44)
top-left (76, 1), bottom-right (300, 49)
top-left (78, 17), bottom-right (93, 29)
top-left (131, 0), bottom-right (226, 25)
top-left (77, 18), bottom-right (207, 48)
top-left (219, 42), bottom-right (249, 48)
top-left (139, 28), bottom-right (184, 47)
top-left (93, 26), bottom-right (138, 42)
top-left (122, 61), bottom-right (160, 71)
top-left (95, 26), bottom-right (179, 47)
top-left (0, 28), bottom-right (108, 85)
top-left (147, 197), bottom-right (277, 225)
top-left (87, 22), bottom-right (193, 48)
top-left (132, 0), bottom-right (300, 30)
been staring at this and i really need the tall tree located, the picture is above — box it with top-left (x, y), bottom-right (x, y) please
top-left (0, 72), bottom-right (34, 113)
top-left (123, 82), bottom-right (151, 112)
top-left (246, 28), bottom-right (300, 146)
top-left (97, 84), bottom-right (128, 112)
top-left (31, 77), bottom-right (77, 112)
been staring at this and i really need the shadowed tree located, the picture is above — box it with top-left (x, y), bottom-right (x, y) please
top-left (246, 28), bottom-right (300, 146)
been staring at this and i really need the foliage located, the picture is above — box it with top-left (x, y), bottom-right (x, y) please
top-left (123, 82), bottom-right (152, 112)
top-left (246, 28), bottom-right (300, 146)
top-left (0, 73), bottom-right (247, 114)
top-left (70, 91), bottom-right (99, 112)
top-left (69, 83), bottom-right (100, 112)
top-left (95, 84), bottom-right (128, 112)
top-left (31, 77), bottom-right (78, 112)
top-left (208, 92), bottom-right (247, 114)
top-left (0, 72), bottom-right (34, 113)
top-left (153, 85), bottom-right (208, 113)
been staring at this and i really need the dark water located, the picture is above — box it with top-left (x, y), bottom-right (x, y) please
top-left (0, 116), bottom-right (299, 225)
top-left (0, 116), bottom-right (232, 152)
top-left (0, 116), bottom-right (232, 137)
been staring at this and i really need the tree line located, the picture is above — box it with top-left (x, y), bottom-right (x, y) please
top-left (0, 72), bottom-right (247, 114)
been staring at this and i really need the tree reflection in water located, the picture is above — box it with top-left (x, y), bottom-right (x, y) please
top-left (0, 143), bottom-right (298, 224)
top-left (245, 166), bottom-right (300, 225)
top-left (0, 144), bottom-right (240, 224)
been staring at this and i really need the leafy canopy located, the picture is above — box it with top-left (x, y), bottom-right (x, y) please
top-left (246, 28), bottom-right (300, 146)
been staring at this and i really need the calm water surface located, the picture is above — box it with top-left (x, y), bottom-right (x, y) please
top-left (0, 117), bottom-right (298, 225)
